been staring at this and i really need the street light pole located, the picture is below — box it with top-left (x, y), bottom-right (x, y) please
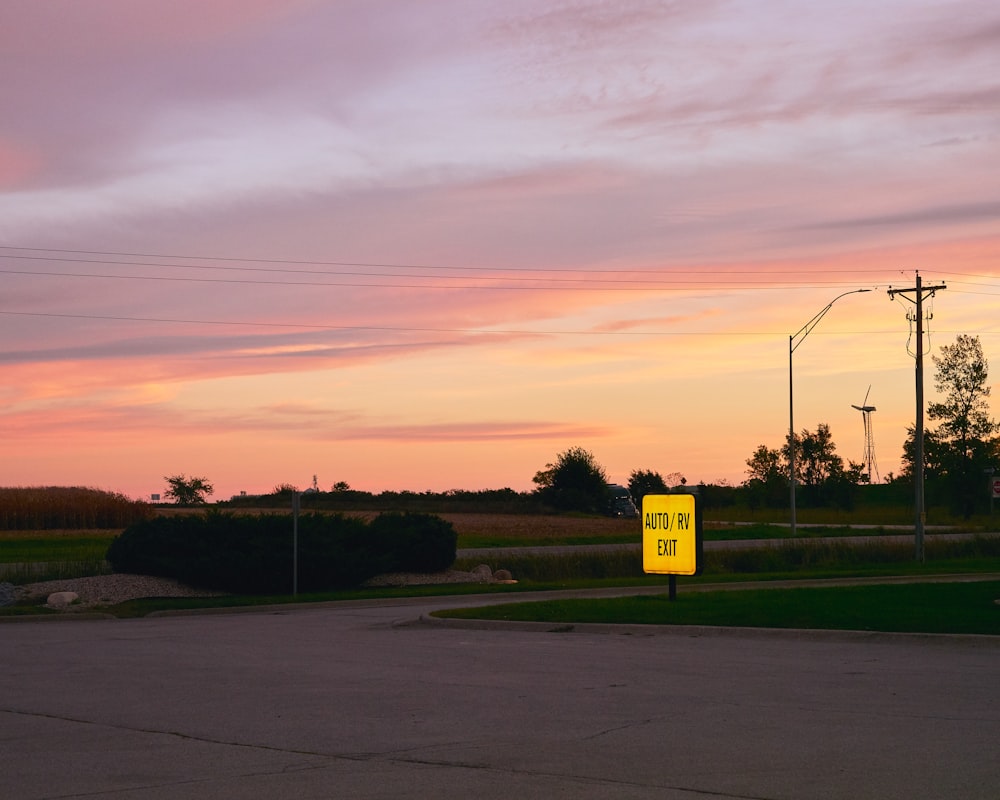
top-left (789, 289), bottom-right (871, 536)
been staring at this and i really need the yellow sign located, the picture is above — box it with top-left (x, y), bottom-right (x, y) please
top-left (642, 494), bottom-right (702, 576)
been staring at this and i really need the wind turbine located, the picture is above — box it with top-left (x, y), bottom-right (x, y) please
top-left (851, 386), bottom-right (879, 484)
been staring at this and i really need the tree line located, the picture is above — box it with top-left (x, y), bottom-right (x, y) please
top-left (164, 335), bottom-right (998, 518)
top-left (174, 449), bottom-right (693, 516)
top-left (745, 335), bottom-right (999, 517)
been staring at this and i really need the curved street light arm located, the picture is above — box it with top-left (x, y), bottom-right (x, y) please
top-left (788, 287), bottom-right (872, 537)
top-left (790, 288), bottom-right (872, 354)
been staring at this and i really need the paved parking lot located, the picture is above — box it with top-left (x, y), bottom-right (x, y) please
top-left (2, 595), bottom-right (999, 799)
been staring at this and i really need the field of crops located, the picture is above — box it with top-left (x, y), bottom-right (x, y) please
top-left (436, 512), bottom-right (640, 546)
top-left (152, 508), bottom-right (643, 547)
top-left (0, 487), bottom-right (153, 530)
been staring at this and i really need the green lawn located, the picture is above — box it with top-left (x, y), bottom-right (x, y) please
top-left (0, 536), bottom-right (115, 563)
top-left (435, 580), bottom-right (1000, 635)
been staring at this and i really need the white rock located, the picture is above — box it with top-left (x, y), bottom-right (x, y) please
top-left (46, 591), bottom-right (79, 608)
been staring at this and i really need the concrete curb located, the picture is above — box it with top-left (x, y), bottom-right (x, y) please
top-left (4, 573), bottom-right (1000, 629)
top-left (0, 611), bottom-right (118, 623)
top-left (409, 612), bottom-right (1000, 645)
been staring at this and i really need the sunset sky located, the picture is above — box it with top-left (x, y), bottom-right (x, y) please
top-left (2, 1), bottom-right (998, 501)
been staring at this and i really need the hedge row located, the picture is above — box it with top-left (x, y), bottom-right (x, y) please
top-left (106, 511), bottom-right (457, 594)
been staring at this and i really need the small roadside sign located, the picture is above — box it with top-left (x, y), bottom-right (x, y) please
top-left (992, 478), bottom-right (1000, 499)
top-left (642, 493), bottom-right (703, 576)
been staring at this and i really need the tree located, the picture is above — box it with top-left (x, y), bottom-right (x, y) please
top-left (743, 444), bottom-right (787, 508)
top-left (929, 335), bottom-right (996, 446)
top-left (744, 424), bottom-right (858, 510)
top-left (628, 469), bottom-right (668, 504)
top-left (904, 335), bottom-right (1000, 516)
top-left (745, 444), bottom-right (784, 485)
top-left (664, 471), bottom-right (687, 487)
top-left (164, 474), bottom-right (214, 505)
top-left (900, 426), bottom-right (950, 486)
top-left (532, 446), bottom-right (609, 513)
top-left (787, 424), bottom-right (858, 509)
top-left (793, 424), bottom-right (841, 486)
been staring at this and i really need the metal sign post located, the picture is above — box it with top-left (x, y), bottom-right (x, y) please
top-left (292, 492), bottom-right (301, 597)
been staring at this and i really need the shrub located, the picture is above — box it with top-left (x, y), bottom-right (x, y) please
top-left (367, 512), bottom-right (458, 573)
top-left (106, 510), bottom-right (457, 593)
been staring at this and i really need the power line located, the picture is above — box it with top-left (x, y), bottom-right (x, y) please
top-left (9, 246), bottom-right (989, 294)
top-left (947, 288), bottom-right (1000, 297)
top-left (0, 308), bottom-right (908, 337)
top-left (932, 269), bottom-right (1000, 281)
top-left (5, 246), bottom-right (973, 293)
top-left (0, 244), bottom-right (921, 277)
top-left (5, 252), bottom-right (717, 285)
top-left (0, 266), bottom-right (883, 292)
top-left (7, 247), bottom-right (995, 296)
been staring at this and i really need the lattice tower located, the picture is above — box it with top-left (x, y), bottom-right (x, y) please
top-left (851, 386), bottom-right (879, 483)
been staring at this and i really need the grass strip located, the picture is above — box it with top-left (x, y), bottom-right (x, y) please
top-left (435, 580), bottom-right (1000, 636)
top-left (456, 525), bottom-right (912, 549)
top-left (0, 536), bottom-right (116, 563)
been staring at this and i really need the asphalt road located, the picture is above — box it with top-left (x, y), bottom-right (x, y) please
top-left (3, 591), bottom-right (999, 799)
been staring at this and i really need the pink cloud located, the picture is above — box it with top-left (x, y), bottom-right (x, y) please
top-left (0, 139), bottom-right (41, 189)
top-left (592, 309), bottom-right (722, 334)
top-left (0, 394), bottom-right (611, 446)
top-left (332, 421), bottom-right (613, 443)
top-left (1, 1), bottom-right (317, 54)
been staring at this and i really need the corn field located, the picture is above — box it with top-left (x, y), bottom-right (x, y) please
top-left (0, 487), bottom-right (154, 530)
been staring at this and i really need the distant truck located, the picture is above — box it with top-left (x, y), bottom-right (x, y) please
top-left (606, 484), bottom-right (639, 518)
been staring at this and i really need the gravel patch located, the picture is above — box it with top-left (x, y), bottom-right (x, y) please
top-left (19, 574), bottom-right (229, 609)
top-left (361, 569), bottom-right (489, 587)
top-left (16, 567), bottom-right (501, 610)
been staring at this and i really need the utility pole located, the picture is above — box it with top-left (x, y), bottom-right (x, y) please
top-left (887, 272), bottom-right (946, 562)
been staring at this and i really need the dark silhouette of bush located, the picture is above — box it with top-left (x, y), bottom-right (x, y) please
top-left (106, 510), bottom-right (456, 593)
top-left (367, 512), bottom-right (458, 573)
